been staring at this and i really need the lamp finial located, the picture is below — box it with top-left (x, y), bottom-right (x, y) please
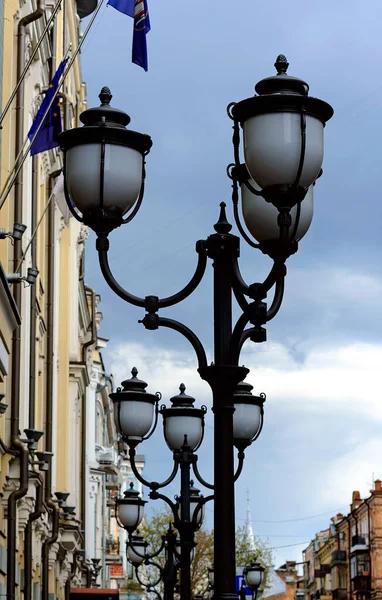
top-left (274, 54), bottom-right (289, 74)
top-left (99, 86), bottom-right (112, 105)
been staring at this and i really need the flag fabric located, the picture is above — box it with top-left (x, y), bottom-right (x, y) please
top-left (108, 0), bottom-right (150, 71)
top-left (132, 0), bottom-right (150, 71)
top-left (28, 58), bottom-right (68, 155)
top-left (107, 0), bottom-right (134, 16)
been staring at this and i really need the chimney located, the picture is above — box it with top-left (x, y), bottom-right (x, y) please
top-left (372, 479), bottom-right (382, 495)
top-left (351, 491), bottom-right (362, 510)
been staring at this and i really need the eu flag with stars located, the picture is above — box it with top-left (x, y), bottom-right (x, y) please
top-left (28, 58), bottom-right (68, 155)
top-left (108, 0), bottom-right (150, 71)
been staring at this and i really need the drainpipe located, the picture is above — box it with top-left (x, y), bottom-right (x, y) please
top-left (344, 515), bottom-right (352, 600)
top-left (82, 288), bottom-right (97, 546)
top-left (41, 170), bottom-right (60, 600)
top-left (7, 5), bottom-right (45, 600)
top-left (29, 155), bottom-right (38, 429)
top-left (364, 497), bottom-right (372, 588)
top-left (24, 474), bottom-right (45, 600)
top-left (65, 551), bottom-right (81, 600)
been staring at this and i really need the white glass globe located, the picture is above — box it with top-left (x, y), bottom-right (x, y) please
top-left (66, 143), bottom-right (142, 215)
top-left (241, 179), bottom-right (313, 242)
top-left (243, 112), bottom-right (323, 189)
top-left (245, 568), bottom-right (263, 590)
top-left (114, 399), bottom-right (154, 440)
top-left (126, 543), bottom-right (146, 566)
top-left (164, 414), bottom-right (203, 451)
top-left (117, 502), bottom-right (144, 531)
top-left (233, 403), bottom-right (261, 443)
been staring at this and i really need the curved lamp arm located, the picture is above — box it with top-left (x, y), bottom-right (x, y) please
top-left (139, 316), bottom-right (208, 370)
top-left (234, 449), bottom-right (245, 482)
top-left (192, 456), bottom-right (214, 491)
top-left (228, 306), bottom-right (254, 365)
top-left (266, 274), bottom-right (285, 322)
top-left (129, 447), bottom-right (179, 491)
top-left (96, 237), bottom-right (207, 310)
top-left (158, 241), bottom-right (208, 309)
top-left (229, 262), bottom-right (287, 363)
top-left (149, 491), bottom-right (178, 520)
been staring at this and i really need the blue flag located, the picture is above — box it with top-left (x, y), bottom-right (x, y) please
top-left (107, 0), bottom-right (134, 16)
top-left (28, 58), bottom-right (68, 155)
top-left (108, 0), bottom-right (150, 71)
top-left (132, 0), bottom-right (150, 71)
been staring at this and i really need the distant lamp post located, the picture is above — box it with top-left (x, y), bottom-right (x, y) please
top-left (111, 372), bottom-right (209, 600)
top-left (115, 482), bottom-right (146, 533)
top-left (59, 54), bottom-right (333, 600)
top-left (243, 559), bottom-right (265, 600)
top-left (126, 525), bottom-right (179, 600)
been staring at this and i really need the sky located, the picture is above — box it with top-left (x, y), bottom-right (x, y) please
top-left (80, 0), bottom-right (382, 567)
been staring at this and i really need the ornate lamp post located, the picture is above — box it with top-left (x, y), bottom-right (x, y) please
top-left (111, 371), bottom-right (210, 600)
top-left (59, 55), bottom-right (333, 600)
top-left (126, 526), bottom-right (180, 600)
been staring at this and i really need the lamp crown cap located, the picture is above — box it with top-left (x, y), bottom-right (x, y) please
top-left (255, 56), bottom-right (309, 96)
top-left (120, 367), bottom-right (148, 393)
top-left (170, 383), bottom-right (196, 407)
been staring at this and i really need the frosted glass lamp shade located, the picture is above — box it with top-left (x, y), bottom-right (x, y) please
top-left (233, 382), bottom-right (265, 448)
top-left (116, 484), bottom-right (146, 532)
top-left (113, 399), bottom-right (155, 441)
top-left (161, 384), bottom-right (206, 452)
top-left (126, 536), bottom-right (147, 566)
top-left (163, 412), bottom-right (204, 452)
top-left (110, 368), bottom-right (158, 445)
top-left (233, 403), bottom-right (262, 443)
top-left (66, 143), bottom-right (143, 216)
top-left (244, 561), bottom-right (265, 591)
top-left (241, 179), bottom-right (314, 242)
top-left (243, 113), bottom-right (323, 189)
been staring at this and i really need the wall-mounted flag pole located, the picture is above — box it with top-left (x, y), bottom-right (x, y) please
top-left (108, 0), bottom-right (150, 71)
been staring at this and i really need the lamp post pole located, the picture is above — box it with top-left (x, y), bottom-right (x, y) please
top-left (59, 54), bottom-right (333, 600)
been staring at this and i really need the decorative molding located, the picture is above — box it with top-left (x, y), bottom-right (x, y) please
top-left (69, 362), bottom-right (89, 397)
top-left (48, 541), bottom-right (60, 570)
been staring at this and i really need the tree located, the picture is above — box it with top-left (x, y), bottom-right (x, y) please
top-left (130, 506), bottom-right (272, 598)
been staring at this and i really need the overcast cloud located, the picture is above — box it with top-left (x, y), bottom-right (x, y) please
top-left (81, 0), bottom-right (382, 566)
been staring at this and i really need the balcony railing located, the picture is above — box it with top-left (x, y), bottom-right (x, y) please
top-left (331, 551), bottom-right (347, 566)
top-left (352, 575), bottom-right (371, 593)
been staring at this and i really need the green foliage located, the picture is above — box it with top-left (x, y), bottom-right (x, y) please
top-left (133, 506), bottom-right (273, 598)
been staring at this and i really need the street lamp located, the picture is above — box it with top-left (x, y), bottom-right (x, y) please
top-left (111, 373), bottom-right (209, 600)
top-left (243, 559), bottom-right (265, 600)
top-left (59, 55), bottom-right (333, 600)
top-left (126, 525), bottom-right (180, 600)
top-left (115, 482), bottom-right (146, 533)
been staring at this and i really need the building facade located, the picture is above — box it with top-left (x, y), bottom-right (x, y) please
top-left (299, 481), bottom-right (382, 600)
top-left (0, 0), bottom-right (135, 598)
